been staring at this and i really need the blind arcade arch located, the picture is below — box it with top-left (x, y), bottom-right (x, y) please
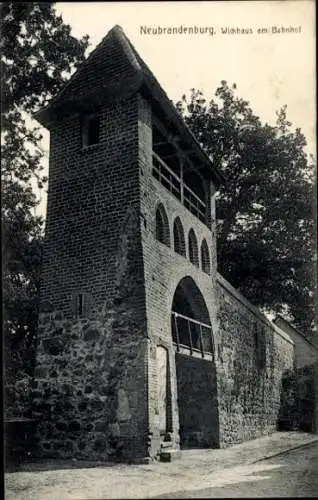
top-left (173, 217), bottom-right (186, 257)
top-left (155, 204), bottom-right (170, 246)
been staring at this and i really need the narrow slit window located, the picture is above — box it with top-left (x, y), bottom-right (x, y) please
top-left (78, 293), bottom-right (84, 317)
top-left (72, 292), bottom-right (91, 318)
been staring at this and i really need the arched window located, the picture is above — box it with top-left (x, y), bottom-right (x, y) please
top-left (201, 239), bottom-right (210, 275)
top-left (188, 229), bottom-right (199, 267)
top-left (173, 217), bottom-right (186, 257)
top-left (155, 204), bottom-right (170, 246)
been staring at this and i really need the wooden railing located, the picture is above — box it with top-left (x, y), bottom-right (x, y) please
top-left (152, 152), bottom-right (206, 223)
top-left (171, 311), bottom-right (214, 359)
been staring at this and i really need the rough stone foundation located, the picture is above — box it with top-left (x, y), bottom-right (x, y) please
top-left (32, 306), bottom-right (148, 461)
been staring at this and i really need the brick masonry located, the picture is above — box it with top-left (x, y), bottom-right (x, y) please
top-left (138, 94), bottom-right (295, 453)
top-left (33, 89), bottom-right (150, 461)
top-left (29, 25), bottom-right (298, 463)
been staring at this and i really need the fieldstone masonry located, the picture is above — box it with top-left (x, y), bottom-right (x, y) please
top-left (32, 202), bottom-right (149, 461)
top-left (216, 275), bottom-right (295, 446)
top-left (29, 25), bottom-right (304, 463)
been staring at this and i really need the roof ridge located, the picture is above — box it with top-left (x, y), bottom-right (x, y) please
top-left (34, 25), bottom-right (225, 185)
top-left (56, 26), bottom-right (122, 102)
top-left (35, 25), bottom-right (134, 118)
top-left (112, 25), bottom-right (141, 74)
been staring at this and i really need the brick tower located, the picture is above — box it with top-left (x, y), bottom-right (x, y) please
top-left (33, 25), bottom-right (233, 462)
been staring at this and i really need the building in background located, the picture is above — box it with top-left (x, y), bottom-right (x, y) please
top-left (274, 315), bottom-right (317, 434)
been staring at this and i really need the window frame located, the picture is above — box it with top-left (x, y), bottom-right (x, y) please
top-left (81, 112), bottom-right (101, 149)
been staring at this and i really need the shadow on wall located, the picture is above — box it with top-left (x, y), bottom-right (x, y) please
top-left (175, 353), bottom-right (220, 450)
top-left (277, 364), bottom-right (316, 433)
top-left (277, 368), bottom-right (298, 431)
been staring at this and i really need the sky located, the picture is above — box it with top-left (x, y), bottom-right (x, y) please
top-left (34, 0), bottom-right (316, 215)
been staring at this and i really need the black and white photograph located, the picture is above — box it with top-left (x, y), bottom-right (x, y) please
top-left (2, 1), bottom-right (317, 498)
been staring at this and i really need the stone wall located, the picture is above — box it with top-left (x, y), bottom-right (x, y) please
top-left (216, 274), bottom-right (295, 446)
top-left (137, 94), bottom-right (296, 456)
top-left (32, 304), bottom-right (148, 461)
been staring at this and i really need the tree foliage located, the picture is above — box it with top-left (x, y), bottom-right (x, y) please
top-left (1, 2), bottom-right (89, 388)
top-left (177, 82), bottom-right (316, 339)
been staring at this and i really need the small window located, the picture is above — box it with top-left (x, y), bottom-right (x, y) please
top-left (155, 204), bottom-right (170, 247)
top-left (78, 293), bottom-right (84, 317)
top-left (82, 113), bottom-right (100, 147)
top-left (72, 292), bottom-right (91, 318)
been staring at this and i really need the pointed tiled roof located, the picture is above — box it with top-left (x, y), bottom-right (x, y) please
top-left (34, 25), bottom-right (143, 126)
top-left (35, 25), bottom-right (224, 185)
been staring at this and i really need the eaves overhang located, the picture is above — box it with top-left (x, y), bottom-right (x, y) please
top-left (33, 24), bottom-right (226, 187)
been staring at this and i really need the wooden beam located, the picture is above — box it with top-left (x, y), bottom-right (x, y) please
top-left (153, 116), bottom-right (199, 173)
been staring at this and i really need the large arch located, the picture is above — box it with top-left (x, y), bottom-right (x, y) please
top-left (171, 276), bottom-right (212, 353)
top-left (170, 276), bottom-right (220, 449)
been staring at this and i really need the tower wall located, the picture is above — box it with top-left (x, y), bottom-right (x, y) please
top-left (33, 95), bottom-right (150, 461)
top-left (138, 96), bottom-right (221, 457)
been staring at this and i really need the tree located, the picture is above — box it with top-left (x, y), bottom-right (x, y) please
top-left (176, 82), bottom-right (316, 339)
top-left (1, 2), bottom-right (89, 392)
